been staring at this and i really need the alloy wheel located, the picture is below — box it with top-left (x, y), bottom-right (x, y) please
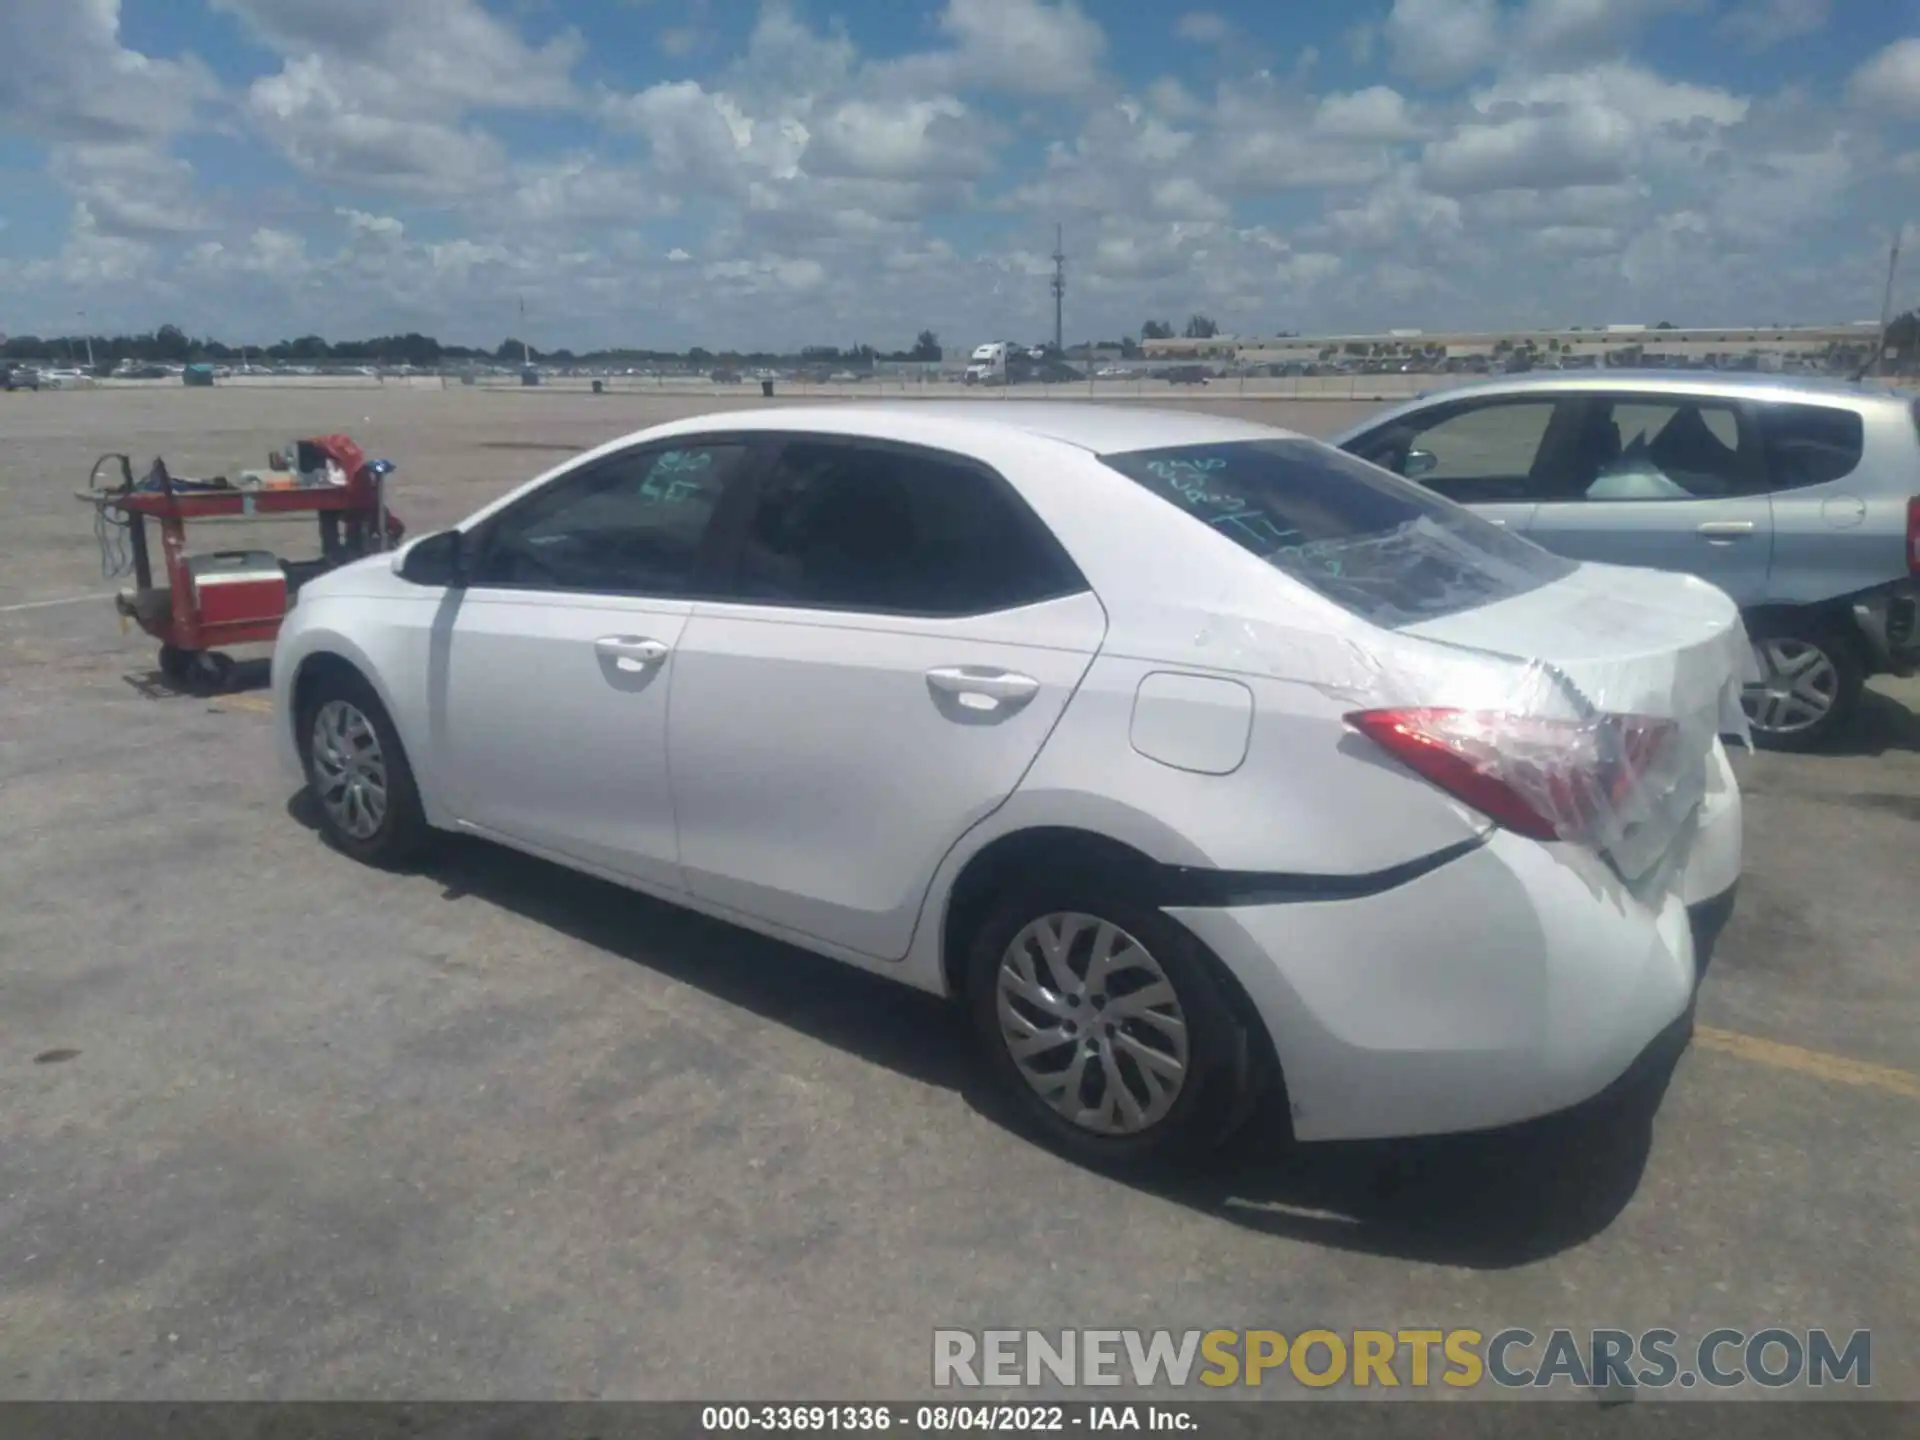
top-left (1742, 637), bottom-right (1839, 736)
top-left (994, 911), bottom-right (1190, 1137)
top-left (311, 698), bottom-right (389, 840)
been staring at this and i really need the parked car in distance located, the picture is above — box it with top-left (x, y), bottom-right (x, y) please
top-left (1162, 365), bottom-right (1209, 386)
top-left (273, 403), bottom-right (1746, 1166)
top-left (1332, 374), bottom-right (1920, 750)
top-left (4, 364), bottom-right (42, 391)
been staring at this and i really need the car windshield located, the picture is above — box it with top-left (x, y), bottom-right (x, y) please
top-left (1100, 438), bottom-right (1577, 629)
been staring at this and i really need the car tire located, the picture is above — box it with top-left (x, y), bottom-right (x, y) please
top-left (296, 668), bottom-right (431, 868)
top-left (157, 644), bottom-right (194, 686)
top-left (963, 880), bottom-right (1267, 1169)
top-left (1743, 616), bottom-right (1864, 753)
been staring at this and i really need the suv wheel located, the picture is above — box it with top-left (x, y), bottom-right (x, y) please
top-left (1742, 618), bottom-right (1863, 753)
top-left (964, 881), bottom-right (1265, 1168)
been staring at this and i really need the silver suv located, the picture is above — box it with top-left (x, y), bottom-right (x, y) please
top-left (1332, 374), bottom-right (1920, 750)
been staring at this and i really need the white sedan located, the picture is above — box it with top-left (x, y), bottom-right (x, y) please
top-left (271, 404), bottom-right (1747, 1165)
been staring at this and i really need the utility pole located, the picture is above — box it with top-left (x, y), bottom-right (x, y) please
top-left (520, 296), bottom-right (532, 368)
top-left (1875, 226), bottom-right (1904, 376)
top-left (79, 311), bottom-right (94, 370)
top-left (1050, 224), bottom-right (1066, 357)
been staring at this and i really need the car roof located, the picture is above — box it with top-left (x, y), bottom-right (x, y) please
top-left (1398, 371), bottom-right (1914, 409)
top-left (646, 402), bottom-right (1299, 455)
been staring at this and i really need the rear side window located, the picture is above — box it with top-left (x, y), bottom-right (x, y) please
top-left (1758, 402), bottom-right (1866, 490)
top-left (729, 440), bottom-right (1085, 616)
top-left (1100, 439), bottom-right (1577, 629)
top-left (1568, 397), bottom-right (1757, 501)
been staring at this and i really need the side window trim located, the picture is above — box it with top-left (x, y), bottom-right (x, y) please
top-left (466, 434), bottom-right (771, 599)
top-left (709, 432), bottom-right (1091, 620)
top-left (1555, 392), bottom-right (1765, 505)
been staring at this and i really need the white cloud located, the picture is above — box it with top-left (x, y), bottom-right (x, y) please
top-left (217, 0), bottom-right (582, 193)
top-left (1717, 0), bottom-right (1831, 52)
top-left (0, 0), bottom-right (1914, 348)
top-left (807, 98), bottom-right (997, 182)
top-left (1317, 168), bottom-right (1465, 251)
top-left (1531, 224), bottom-right (1624, 255)
top-left (1312, 87), bottom-right (1426, 143)
top-left (246, 56), bottom-right (511, 194)
top-left (1422, 63), bottom-right (1747, 195)
top-left (1514, 0), bottom-right (1696, 63)
top-left (48, 144), bottom-right (211, 237)
top-left (212, 0), bottom-right (581, 110)
top-left (1848, 38), bottom-right (1920, 119)
top-left (1422, 108), bottom-right (1637, 195)
top-left (1174, 12), bottom-right (1232, 44)
top-left (0, 0), bottom-right (217, 143)
top-left (871, 0), bottom-right (1106, 100)
top-left (1383, 0), bottom-right (1500, 89)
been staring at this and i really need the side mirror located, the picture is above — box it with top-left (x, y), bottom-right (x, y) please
top-left (1402, 448), bottom-right (1439, 479)
top-left (397, 529), bottom-right (467, 587)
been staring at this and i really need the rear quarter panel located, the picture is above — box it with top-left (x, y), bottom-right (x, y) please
top-left (1766, 403), bottom-right (1917, 605)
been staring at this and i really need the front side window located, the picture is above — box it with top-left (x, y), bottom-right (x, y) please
top-left (1563, 398), bottom-right (1756, 502)
top-left (1346, 399), bottom-right (1561, 504)
top-left (728, 441), bottom-right (1082, 616)
top-left (472, 441), bottom-right (751, 595)
top-left (1101, 439), bottom-right (1576, 629)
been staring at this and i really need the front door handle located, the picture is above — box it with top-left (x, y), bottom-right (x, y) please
top-left (595, 635), bottom-right (672, 670)
top-left (1697, 521), bottom-right (1756, 537)
top-left (926, 666), bottom-right (1040, 709)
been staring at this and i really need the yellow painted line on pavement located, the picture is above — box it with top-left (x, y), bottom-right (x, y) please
top-left (1695, 1026), bottom-right (1920, 1099)
top-left (215, 693), bottom-right (276, 715)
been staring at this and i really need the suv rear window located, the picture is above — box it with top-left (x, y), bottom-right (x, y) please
top-left (1100, 439), bottom-right (1577, 629)
top-left (1758, 402), bottom-right (1865, 489)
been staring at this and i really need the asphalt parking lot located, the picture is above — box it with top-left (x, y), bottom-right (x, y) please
top-left (2, 386), bottom-right (1916, 1403)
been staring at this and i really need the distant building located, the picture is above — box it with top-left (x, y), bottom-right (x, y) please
top-left (1141, 324), bottom-right (1883, 368)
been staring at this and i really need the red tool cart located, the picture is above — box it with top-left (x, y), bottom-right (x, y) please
top-left (80, 434), bottom-right (404, 693)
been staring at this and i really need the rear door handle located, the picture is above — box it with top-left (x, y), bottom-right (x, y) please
top-left (1697, 521), bottom-right (1756, 537)
top-left (595, 635), bottom-right (672, 670)
top-left (926, 666), bottom-right (1040, 708)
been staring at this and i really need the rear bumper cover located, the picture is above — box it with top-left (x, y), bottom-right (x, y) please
top-left (1168, 823), bottom-right (1739, 1144)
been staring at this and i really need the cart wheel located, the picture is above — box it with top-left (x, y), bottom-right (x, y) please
top-left (190, 651), bottom-right (235, 695)
top-left (158, 644), bottom-right (194, 685)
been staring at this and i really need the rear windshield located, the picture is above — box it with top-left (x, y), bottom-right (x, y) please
top-left (1100, 439), bottom-right (1578, 629)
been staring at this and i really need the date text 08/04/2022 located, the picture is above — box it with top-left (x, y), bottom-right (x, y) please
top-left (700, 1405), bottom-right (1194, 1432)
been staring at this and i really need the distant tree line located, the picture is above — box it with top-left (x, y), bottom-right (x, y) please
top-left (14, 314), bottom-right (1908, 369)
top-left (0, 323), bottom-right (949, 368)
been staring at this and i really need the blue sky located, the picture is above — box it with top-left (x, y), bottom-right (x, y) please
top-left (1, 0), bottom-right (1917, 350)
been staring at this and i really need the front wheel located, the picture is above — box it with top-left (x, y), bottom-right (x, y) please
top-left (297, 670), bottom-right (430, 867)
top-left (964, 883), bottom-right (1265, 1169)
top-left (1742, 618), bottom-right (1863, 753)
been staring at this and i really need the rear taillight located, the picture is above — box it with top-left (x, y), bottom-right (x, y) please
top-left (1345, 707), bottom-right (1677, 844)
top-left (1906, 496), bottom-right (1919, 575)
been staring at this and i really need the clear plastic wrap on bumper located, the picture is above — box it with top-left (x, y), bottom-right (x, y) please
top-left (1175, 580), bottom-right (1756, 885)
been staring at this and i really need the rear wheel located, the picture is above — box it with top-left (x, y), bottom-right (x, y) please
top-left (158, 645), bottom-right (234, 695)
top-left (964, 881), bottom-right (1266, 1168)
top-left (297, 669), bottom-right (429, 867)
top-left (1742, 617), bottom-right (1863, 753)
